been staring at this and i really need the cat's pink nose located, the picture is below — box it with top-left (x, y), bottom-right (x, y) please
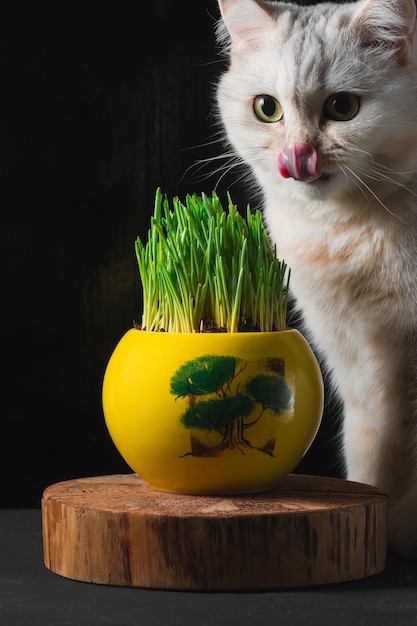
top-left (278, 142), bottom-right (320, 182)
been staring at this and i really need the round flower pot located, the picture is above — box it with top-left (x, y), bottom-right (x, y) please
top-left (102, 328), bottom-right (324, 495)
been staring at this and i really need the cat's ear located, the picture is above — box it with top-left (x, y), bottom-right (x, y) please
top-left (217, 0), bottom-right (275, 52)
top-left (352, 0), bottom-right (416, 64)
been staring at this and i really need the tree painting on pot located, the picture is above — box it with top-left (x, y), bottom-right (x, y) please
top-left (171, 354), bottom-right (294, 457)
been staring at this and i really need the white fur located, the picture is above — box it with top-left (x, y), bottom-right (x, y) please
top-left (216, 0), bottom-right (417, 558)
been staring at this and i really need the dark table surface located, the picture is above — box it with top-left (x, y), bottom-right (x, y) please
top-left (1, 509), bottom-right (417, 626)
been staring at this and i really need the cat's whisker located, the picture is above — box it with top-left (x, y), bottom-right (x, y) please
top-left (368, 163), bottom-right (417, 188)
top-left (179, 135), bottom-right (241, 182)
top-left (208, 148), bottom-right (271, 193)
top-left (337, 164), bottom-right (369, 202)
top-left (370, 162), bottom-right (417, 179)
top-left (344, 58), bottom-right (379, 76)
top-left (217, 167), bottom-right (252, 192)
top-left (183, 155), bottom-right (241, 185)
top-left (192, 152), bottom-right (240, 171)
top-left (341, 146), bottom-right (417, 201)
top-left (348, 145), bottom-right (374, 162)
top-left (365, 168), bottom-right (417, 198)
top-left (351, 160), bottom-right (417, 200)
top-left (337, 163), bottom-right (351, 186)
top-left (192, 147), bottom-right (251, 189)
top-left (180, 136), bottom-right (227, 153)
top-left (342, 165), bottom-right (404, 221)
top-left (211, 159), bottom-right (247, 191)
top-left (349, 146), bottom-right (417, 183)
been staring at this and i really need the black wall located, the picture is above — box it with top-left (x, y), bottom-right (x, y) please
top-left (2, 0), bottom-right (341, 508)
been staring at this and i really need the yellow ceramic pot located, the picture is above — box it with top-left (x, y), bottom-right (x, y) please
top-left (102, 328), bottom-right (324, 494)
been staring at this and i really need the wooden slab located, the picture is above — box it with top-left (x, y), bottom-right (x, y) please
top-left (42, 473), bottom-right (388, 590)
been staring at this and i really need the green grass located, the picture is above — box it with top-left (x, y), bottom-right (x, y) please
top-left (135, 189), bottom-right (290, 333)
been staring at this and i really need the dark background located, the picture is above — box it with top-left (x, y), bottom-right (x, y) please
top-left (2, 0), bottom-right (343, 508)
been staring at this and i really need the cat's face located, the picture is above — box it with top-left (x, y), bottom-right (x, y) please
top-left (216, 0), bottom-right (417, 205)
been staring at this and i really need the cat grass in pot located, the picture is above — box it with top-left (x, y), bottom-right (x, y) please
top-left (102, 189), bottom-right (324, 495)
top-left (216, 0), bottom-right (417, 557)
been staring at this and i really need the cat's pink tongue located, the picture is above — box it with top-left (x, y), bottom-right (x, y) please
top-left (278, 142), bottom-right (320, 182)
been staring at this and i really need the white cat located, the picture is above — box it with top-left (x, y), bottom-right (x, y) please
top-left (216, 0), bottom-right (417, 559)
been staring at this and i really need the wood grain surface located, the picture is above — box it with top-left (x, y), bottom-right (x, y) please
top-left (42, 473), bottom-right (388, 590)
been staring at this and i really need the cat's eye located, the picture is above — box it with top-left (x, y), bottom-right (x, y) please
top-left (324, 92), bottom-right (360, 121)
top-left (253, 95), bottom-right (283, 123)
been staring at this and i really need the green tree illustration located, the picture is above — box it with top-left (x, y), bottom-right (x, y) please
top-left (170, 355), bottom-right (239, 398)
top-left (170, 355), bottom-right (293, 457)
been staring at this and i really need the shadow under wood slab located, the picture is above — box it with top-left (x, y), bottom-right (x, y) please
top-left (41, 474), bottom-right (388, 590)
